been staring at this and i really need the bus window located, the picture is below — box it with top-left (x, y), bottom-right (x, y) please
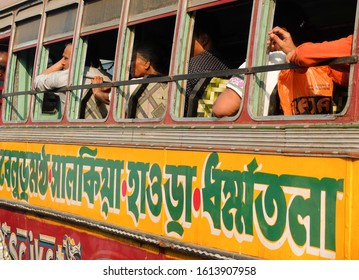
top-left (75, 30), bottom-right (118, 120)
top-left (43, 3), bottom-right (77, 42)
top-left (3, 3), bottom-right (42, 123)
top-left (33, 3), bottom-right (78, 121)
top-left (251, 0), bottom-right (357, 118)
top-left (175, 1), bottom-right (253, 119)
top-left (33, 41), bottom-right (72, 121)
top-left (69, 0), bottom-right (122, 121)
top-left (116, 16), bottom-right (174, 120)
top-left (4, 47), bottom-right (35, 122)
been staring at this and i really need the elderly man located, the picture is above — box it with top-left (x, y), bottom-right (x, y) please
top-left (34, 43), bottom-right (73, 112)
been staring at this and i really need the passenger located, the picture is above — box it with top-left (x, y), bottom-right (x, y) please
top-left (127, 41), bottom-right (170, 118)
top-left (35, 43), bottom-right (111, 117)
top-left (185, 10), bottom-right (231, 115)
top-left (34, 43), bottom-right (73, 113)
top-left (267, 26), bottom-right (352, 86)
top-left (81, 47), bottom-right (112, 119)
top-left (130, 41), bottom-right (169, 78)
top-left (212, 1), bottom-right (314, 117)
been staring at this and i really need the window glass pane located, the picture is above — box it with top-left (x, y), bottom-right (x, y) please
top-left (44, 5), bottom-right (77, 42)
top-left (46, 0), bottom-right (78, 11)
top-left (4, 48), bottom-right (34, 122)
top-left (128, 0), bottom-right (177, 22)
top-left (0, 14), bottom-right (13, 36)
top-left (82, 0), bottom-right (123, 33)
top-left (13, 17), bottom-right (40, 49)
top-left (188, 0), bottom-right (217, 8)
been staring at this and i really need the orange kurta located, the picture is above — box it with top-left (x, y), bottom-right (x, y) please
top-left (291, 35), bottom-right (353, 86)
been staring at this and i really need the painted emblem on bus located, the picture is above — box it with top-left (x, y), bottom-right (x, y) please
top-left (0, 223), bottom-right (82, 260)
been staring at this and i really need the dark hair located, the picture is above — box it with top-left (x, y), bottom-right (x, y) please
top-left (85, 46), bottom-right (101, 68)
top-left (0, 44), bottom-right (7, 70)
top-left (274, 0), bottom-right (315, 45)
top-left (0, 44), bottom-right (8, 53)
top-left (133, 41), bottom-right (170, 75)
top-left (193, 10), bottom-right (222, 48)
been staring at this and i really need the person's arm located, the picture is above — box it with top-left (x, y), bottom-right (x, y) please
top-left (41, 59), bottom-right (64, 75)
top-left (92, 76), bottom-right (110, 104)
top-left (34, 69), bottom-right (69, 92)
top-left (212, 63), bottom-right (246, 118)
top-left (268, 27), bottom-right (353, 66)
top-left (292, 35), bottom-right (353, 66)
top-left (267, 26), bottom-right (297, 63)
top-left (212, 87), bottom-right (242, 117)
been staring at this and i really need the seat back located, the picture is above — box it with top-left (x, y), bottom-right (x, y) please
top-left (197, 77), bottom-right (229, 117)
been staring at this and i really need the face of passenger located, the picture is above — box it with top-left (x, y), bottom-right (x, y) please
top-left (61, 44), bottom-right (72, 70)
top-left (131, 52), bottom-right (150, 78)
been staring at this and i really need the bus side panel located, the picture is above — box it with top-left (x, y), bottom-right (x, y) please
top-left (0, 141), bottom-right (355, 259)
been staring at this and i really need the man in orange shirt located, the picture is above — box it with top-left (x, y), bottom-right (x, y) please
top-left (267, 26), bottom-right (353, 86)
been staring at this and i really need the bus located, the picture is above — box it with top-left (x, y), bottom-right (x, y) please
top-left (0, 0), bottom-right (359, 260)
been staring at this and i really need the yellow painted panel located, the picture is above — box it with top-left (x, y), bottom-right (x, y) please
top-left (0, 142), bottom-right (356, 259)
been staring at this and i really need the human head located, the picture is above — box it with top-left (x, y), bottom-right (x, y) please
top-left (61, 43), bottom-right (72, 70)
top-left (273, 0), bottom-right (313, 45)
top-left (191, 10), bottom-right (221, 57)
top-left (131, 41), bottom-right (170, 78)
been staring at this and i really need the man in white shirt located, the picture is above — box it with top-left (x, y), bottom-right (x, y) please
top-left (35, 43), bottom-right (112, 118)
top-left (34, 43), bottom-right (72, 112)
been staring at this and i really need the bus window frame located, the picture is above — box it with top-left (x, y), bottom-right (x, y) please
top-left (43, 4), bottom-right (78, 44)
top-left (12, 2), bottom-right (42, 51)
top-left (247, 0), bottom-right (358, 122)
top-left (30, 0), bottom-right (81, 123)
top-left (32, 40), bottom-right (72, 122)
top-left (113, 12), bottom-right (176, 122)
top-left (2, 2), bottom-right (43, 124)
top-left (45, 0), bottom-right (79, 12)
top-left (170, 1), bottom-right (252, 122)
top-left (63, 0), bottom-right (124, 123)
top-left (68, 28), bottom-right (119, 122)
top-left (4, 46), bottom-right (36, 123)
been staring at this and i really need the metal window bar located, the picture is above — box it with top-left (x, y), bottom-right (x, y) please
top-left (1, 55), bottom-right (357, 98)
